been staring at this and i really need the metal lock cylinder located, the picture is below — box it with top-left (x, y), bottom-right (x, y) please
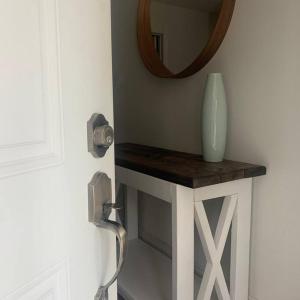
top-left (93, 125), bottom-right (114, 148)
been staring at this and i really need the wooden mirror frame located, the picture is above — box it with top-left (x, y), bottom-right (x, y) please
top-left (137, 0), bottom-right (236, 78)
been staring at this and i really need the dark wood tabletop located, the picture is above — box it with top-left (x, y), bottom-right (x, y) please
top-left (115, 143), bottom-right (266, 189)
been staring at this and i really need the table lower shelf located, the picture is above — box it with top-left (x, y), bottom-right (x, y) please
top-left (118, 239), bottom-right (218, 300)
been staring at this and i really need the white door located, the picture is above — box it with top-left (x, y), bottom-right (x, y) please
top-left (0, 0), bottom-right (117, 299)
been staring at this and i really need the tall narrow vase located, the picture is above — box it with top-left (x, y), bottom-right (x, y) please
top-left (202, 73), bottom-right (227, 162)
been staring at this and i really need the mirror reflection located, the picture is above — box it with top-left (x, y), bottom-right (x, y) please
top-left (150, 0), bottom-right (222, 73)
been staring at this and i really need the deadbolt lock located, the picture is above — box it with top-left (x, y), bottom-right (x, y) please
top-left (87, 113), bottom-right (114, 158)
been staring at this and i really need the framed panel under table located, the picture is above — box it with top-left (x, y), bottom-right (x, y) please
top-left (115, 144), bottom-right (266, 300)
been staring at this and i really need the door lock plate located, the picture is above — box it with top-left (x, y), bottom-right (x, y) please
top-left (88, 172), bottom-right (112, 226)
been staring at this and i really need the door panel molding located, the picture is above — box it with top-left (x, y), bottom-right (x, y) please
top-left (0, 0), bottom-right (64, 178)
top-left (2, 261), bottom-right (70, 300)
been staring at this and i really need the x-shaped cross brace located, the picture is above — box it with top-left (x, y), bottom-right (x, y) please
top-left (195, 195), bottom-right (237, 300)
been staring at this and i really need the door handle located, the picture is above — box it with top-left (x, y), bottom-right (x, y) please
top-left (88, 172), bottom-right (127, 300)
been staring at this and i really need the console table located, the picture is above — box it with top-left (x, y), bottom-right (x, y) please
top-left (115, 143), bottom-right (266, 300)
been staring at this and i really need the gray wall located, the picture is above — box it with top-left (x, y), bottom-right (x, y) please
top-left (112, 0), bottom-right (300, 299)
top-left (151, 1), bottom-right (212, 73)
top-left (111, 0), bottom-right (206, 154)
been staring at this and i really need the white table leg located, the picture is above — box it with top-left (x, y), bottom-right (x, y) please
top-left (172, 185), bottom-right (194, 300)
top-left (126, 186), bottom-right (139, 241)
top-left (230, 179), bottom-right (252, 300)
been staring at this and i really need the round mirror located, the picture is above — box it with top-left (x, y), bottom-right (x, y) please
top-left (137, 0), bottom-right (235, 78)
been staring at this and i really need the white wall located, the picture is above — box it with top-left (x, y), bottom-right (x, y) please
top-left (112, 0), bottom-right (300, 299)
